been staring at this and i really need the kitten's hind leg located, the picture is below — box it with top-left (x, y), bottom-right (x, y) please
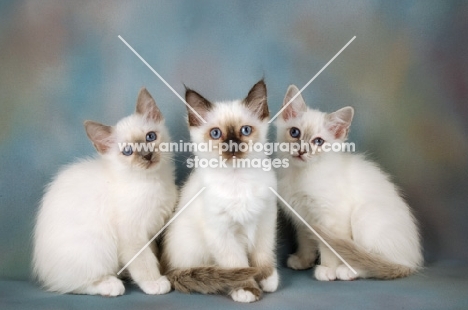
top-left (75, 275), bottom-right (125, 297)
top-left (287, 224), bottom-right (318, 270)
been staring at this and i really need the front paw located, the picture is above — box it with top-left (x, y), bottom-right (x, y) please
top-left (138, 276), bottom-right (171, 295)
top-left (314, 265), bottom-right (336, 281)
top-left (259, 269), bottom-right (279, 292)
top-left (230, 288), bottom-right (260, 303)
top-left (335, 264), bottom-right (358, 281)
top-left (287, 253), bottom-right (315, 270)
top-left (93, 276), bottom-right (125, 297)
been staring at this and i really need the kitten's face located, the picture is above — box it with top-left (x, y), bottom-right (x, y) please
top-left (185, 80), bottom-right (269, 162)
top-left (85, 87), bottom-right (170, 172)
top-left (111, 115), bottom-right (169, 171)
top-left (276, 85), bottom-right (354, 166)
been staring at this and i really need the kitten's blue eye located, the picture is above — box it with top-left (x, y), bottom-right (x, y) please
top-left (146, 131), bottom-right (157, 142)
top-left (240, 125), bottom-right (252, 136)
top-left (122, 145), bottom-right (133, 156)
top-left (210, 128), bottom-right (222, 139)
top-left (313, 137), bottom-right (325, 146)
top-left (289, 127), bottom-right (301, 138)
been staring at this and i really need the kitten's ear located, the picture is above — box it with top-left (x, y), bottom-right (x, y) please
top-left (282, 85), bottom-right (307, 121)
top-left (185, 87), bottom-right (212, 127)
top-left (325, 106), bottom-right (354, 139)
top-left (136, 87), bottom-right (163, 122)
top-left (84, 121), bottom-right (114, 154)
top-left (243, 79), bottom-right (269, 120)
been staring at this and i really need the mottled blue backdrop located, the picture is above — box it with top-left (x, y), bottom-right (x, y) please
top-left (1, 0), bottom-right (467, 280)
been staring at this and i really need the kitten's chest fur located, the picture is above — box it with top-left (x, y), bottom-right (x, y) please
top-left (202, 168), bottom-right (273, 224)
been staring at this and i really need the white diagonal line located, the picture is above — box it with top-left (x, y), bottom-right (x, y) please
top-left (117, 187), bottom-right (206, 275)
top-left (269, 36), bottom-right (356, 123)
top-left (118, 35), bottom-right (207, 124)
top-left (268, 187), bottom-right (357, 274)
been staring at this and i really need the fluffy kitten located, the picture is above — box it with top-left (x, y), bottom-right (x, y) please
top-left (161, 80), bottom-right (279, 303)
top-left (276, 85), bottom-right (422, 281)
top-left (33, 88), bottom-right (177, 296)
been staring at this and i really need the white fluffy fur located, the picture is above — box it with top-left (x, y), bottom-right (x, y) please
top-left (276, 85), bottom-right (422, 281)
top-left (163, 99), bottom-right (279, 302)
top-left (33, 92), bottom-right (177, 296)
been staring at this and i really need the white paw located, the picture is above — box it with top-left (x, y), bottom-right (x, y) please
top-left (260, 269), bottom-right (279, 292)
top-left (287, 254), bottom-right (314, 270)
top-left (95, 277), bottom-right (125, 297)
top-left (138, 276), bottom-right (171, 295)
top-left (335, 264), bottom-right (358, 281)
top-left (231, 289), bottom-right (259, 303)
top-left (314, 265), bottom-right (337, 281)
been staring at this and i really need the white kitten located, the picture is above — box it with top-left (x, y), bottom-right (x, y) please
top-left (33, 88), bottom-right (177, 296)
top-left (162, 80), bottom-right (279, 303)
top-left (276, 85), bottom-right (422, 281)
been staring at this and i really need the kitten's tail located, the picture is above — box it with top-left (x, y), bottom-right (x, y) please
top-left (312, 226), bottom-right (419, 279)
top-left (165, 266), bottom-right (261, 294)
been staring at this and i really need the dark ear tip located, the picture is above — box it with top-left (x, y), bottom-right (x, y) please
top-left (185, 88), bottom-right (202, 101)
top-left (256, 79), bottom-right (266, 87)
top-left (248, 79), bottom-right (267, 95)
top-left (185, 88), bottom-right (197, 96)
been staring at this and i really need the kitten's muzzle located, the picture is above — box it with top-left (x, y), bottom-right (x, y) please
top-left (223, 138), bottom-right (243, 158)
top-left (228, 139), bottom-right (241, 152)
top-left (140, 150), bottom-right (152, 161)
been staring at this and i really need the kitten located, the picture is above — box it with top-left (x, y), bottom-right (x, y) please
top-left (33, 88), bottom-right (177, 296)
top-left (161, 80), bottom-right (279, 303)
top-left (276, 85), bottom-right (423, 281)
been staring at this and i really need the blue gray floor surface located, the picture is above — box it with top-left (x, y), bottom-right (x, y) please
top-left (1, 262), bottom-right (467, 310)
